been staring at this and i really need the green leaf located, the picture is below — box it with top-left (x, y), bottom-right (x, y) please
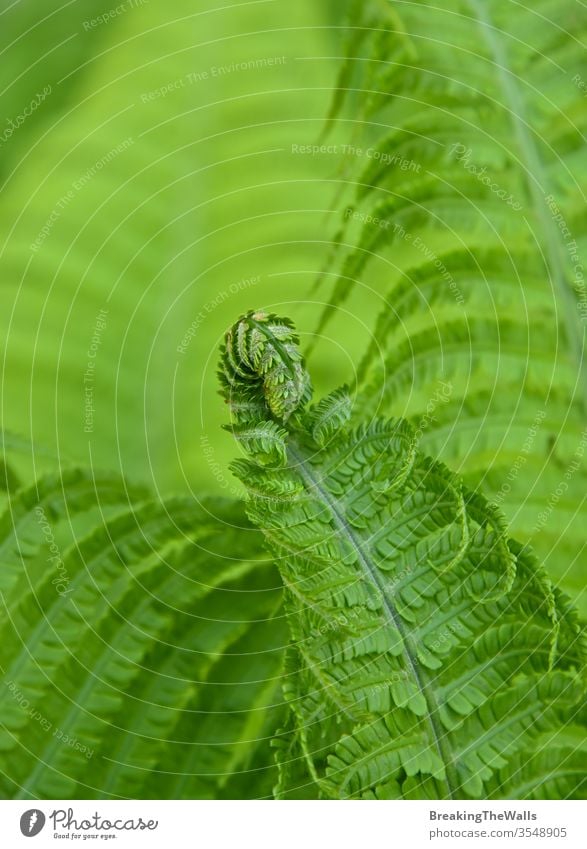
top-left (0, 0), bottom-right (117, 183)
top-left (0, 473), bottom-right (287, 799)
top-left (314, 0), bottom-right (587, 614)
top-left (221, 310), bottom-right (586, 800)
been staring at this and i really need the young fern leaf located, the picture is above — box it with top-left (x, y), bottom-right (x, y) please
top-left (221, 311), bottom-right (586, 800)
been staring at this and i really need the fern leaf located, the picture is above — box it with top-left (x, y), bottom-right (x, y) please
top-left (0, 468), bottom-right (148, 596)
top-left (0, 473), bottom-right (286, 799)
top-left (315, 0), bottom-right (587, 612)
top-left (220, 311), bottom-right (586, 800)
top-left (486, 739), bottom-right (587, 800)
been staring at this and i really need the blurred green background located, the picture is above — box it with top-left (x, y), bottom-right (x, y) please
top-left (1, 0), bottom-right (374, 495)
top-left (1, 1), bottom-right (585, 801)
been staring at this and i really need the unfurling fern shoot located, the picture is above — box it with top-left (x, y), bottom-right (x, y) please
top-left (220, 310), bottom-right (587, 801)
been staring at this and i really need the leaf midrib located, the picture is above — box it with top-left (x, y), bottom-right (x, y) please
top-left (287, 440), bottom-right (459, 799)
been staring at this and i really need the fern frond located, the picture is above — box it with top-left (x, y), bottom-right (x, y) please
top-left (0, 473), bottom-right (286, 799)
top-left (316, 0), bottom-right (587, 612)
top-left (486, 736), bottom-right (587, 800)
top-left (221, 311), bottom-right (586, 800)
top-left (0, 468), bottom-right (148, 597)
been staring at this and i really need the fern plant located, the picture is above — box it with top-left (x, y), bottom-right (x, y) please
top-left (220, 310), bottom-right (586, 800)
top-left (1, 0), bottom-right (586, 805)
top-left (315, 0), bottom-right (587, 613)
top-left (0, 465), bottom-right (286, 799)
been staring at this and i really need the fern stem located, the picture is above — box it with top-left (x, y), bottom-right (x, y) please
top-left (287, 440), bottom-right (459, 799)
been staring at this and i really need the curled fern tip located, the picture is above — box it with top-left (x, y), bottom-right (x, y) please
top-left (219, 310), bottom-right (312, 424)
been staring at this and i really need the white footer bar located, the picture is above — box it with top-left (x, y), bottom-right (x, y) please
top-left (0, 800), bottom-right (584, 849)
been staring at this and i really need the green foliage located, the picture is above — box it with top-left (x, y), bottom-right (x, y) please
top-left (1, 0), bottom-right (585, 805)
top-left (221, 311), bottom-right (586, 800)
top-left (0, 0), bottom-right (345, 491)
top-left (0, 468), bottom-right (286, 799)
top-left (0, 0), bottom-right (115, 183)
top-left (315, 0), bottom-right (587, 613)
top-left (0, 0), bottom-right (346, 802)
